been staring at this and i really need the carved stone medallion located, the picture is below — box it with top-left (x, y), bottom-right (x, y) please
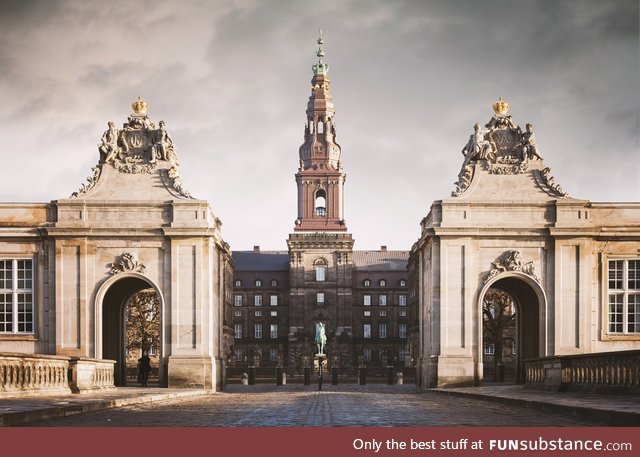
top-left (109, 253), bottom-right (146, 275)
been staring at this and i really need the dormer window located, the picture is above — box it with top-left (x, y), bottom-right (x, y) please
top-left (234, 280), bottom-right (242, 287)
top-left (379, 279), bottom-right (386, 287)
top-left (399, 279), bottom-right (406, 287)
top-left (363, 279), bottom-right (371, 287)
top-left (255, 279), bottom-right (262, 287)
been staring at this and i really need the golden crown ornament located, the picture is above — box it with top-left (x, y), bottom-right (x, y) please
top-left (492, 97), bottom-right (509, 115)
top-left (131, 96), bottom-right (149, 114)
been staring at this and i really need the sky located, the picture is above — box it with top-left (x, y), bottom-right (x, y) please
top-left (0, 0), bottom-right (638, 251)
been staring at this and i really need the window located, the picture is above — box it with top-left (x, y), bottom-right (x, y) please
top-left (315, 190), bottom-right (326, 216)
top-left (270, 295), bottom-right (278, 306)
top-left (363, 324), bottom-right (371, 338)
top-left (254, 295), bottom-right (262, 307)
top-left (379, 310), bottom-right (387, 317)
top-left (363, 279), bottom-right (371, 287)
top-left (149, 345), bottom-right (157, 356)
top-left (608, 259), bottom-right (640, 334)
top-left (512, 341), bottom-right (517, 355)
top-left (234, 280), bottom-right (242, 287)
top-left (363, 348), bottom-right (372, 361)
top-left (270, 324), bottom-right (278, 339)
top-left (270, 310), bottom-right (278, 317)
top-left (363, 295), bottom-right (371, 306)
top-left (400, 279), bottom-right (407, 287)
top-left (235, 349), bottom-right (243, 362)
top-left (234, 324), bottom-right (243, 339)
top-left (234, 295), bottom-right (243, 307)
top-left (317, 292), bottom-right (325, 305)
top-left (399, 323), bottom-right (407, 339)
top-left (270, 348), bottom-right (278, 361)
top-left (484, 343), bottom-right (495, 355)
top-left (379, 279), bottom-right (386, 287)
top-left (379, 295), bottom-right (387, 306)
top-left (234, 310), bottom-right (242, 317)
top-left (255, 311), bottom-right (262, 317)
top-left (399, 349), bottom-right (407, 362)
top-left (315, 265), bottom-right (326, 282)
top-left (254, 324), bottom-right (262, 339)
top-left (399, 310), bottom-right (407, 317)
top-left (0, 259), bottom-right (33, 333)
top-left (271, 279), bottom-right (278, 287)
top-left (255, 279), bottom-right (262, 287)
top-left (363, 310), bottom-right (371, 317)
top-left (399, 295), bottom-right (407, 306)
top-left (379, 323), bottom-right (387, 339)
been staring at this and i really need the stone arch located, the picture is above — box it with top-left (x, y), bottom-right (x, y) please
top-left (478, 272), bottom-right (546, 383)
top-left (95, 272), bottom-right (165, 386)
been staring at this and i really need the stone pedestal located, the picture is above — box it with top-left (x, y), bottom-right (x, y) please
top-left (168, 355), bottom-right (215, 389)
top-left (69, 357), bottom-right (116, 393)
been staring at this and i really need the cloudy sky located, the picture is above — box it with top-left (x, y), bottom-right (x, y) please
top-left (0, 0), bottom-right (638, 251)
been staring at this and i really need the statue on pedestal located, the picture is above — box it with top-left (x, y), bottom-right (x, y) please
top-left (314, 322), bottom-right (327, 356)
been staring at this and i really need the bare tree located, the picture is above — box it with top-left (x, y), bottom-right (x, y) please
top-left (483, 289), bottom-right (515, 381)
top-left (125, 289), bottom-right (160, 356)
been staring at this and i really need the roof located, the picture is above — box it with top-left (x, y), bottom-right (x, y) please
top-left (232, 249), bottom-right (409, 272)
top-left (232, 251), bottom-right (289, 271)
top-left (352, 250), bottom-right (409, 271)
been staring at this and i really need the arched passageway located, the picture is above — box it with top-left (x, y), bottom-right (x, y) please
top-left (101, 276), bottom-right (164, 386)
top-left (482, 276), bottom-right (542, 384)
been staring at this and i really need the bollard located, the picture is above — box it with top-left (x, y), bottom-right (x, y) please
top-left (496, 363), bottom-right (504, 383)
top-left (386, 366), bottom-right (394, 385)
top-left (331, 366), bottom-right (338, 385)
top-left (304, 366), bottom-right (311, 385)
top-left (396, 371), bottom-right (404, 385)
top-left (241, 373), bottom-right (249, 385)
top-left (358, 366), bottom-right (366, 385)
top-left (248, 366), bottom-right (256, 385)
top-left (276, 366), bottom-right (283, 386)
top-left (282, 372), bottom-right (287, 385)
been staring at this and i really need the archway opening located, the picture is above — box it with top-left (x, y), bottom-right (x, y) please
top-left (315, 190), bottom-right (326, 217)
top-left (482, 277), bottom-right (540, 384)
top-left (102, 276), bottom-right (163, 387)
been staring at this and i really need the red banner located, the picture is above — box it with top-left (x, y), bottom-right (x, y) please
top-left (1, 427), bottom-right (637, 457)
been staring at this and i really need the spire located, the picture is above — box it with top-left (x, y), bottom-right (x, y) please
top-left (312, 29), bottom-right (329, 76)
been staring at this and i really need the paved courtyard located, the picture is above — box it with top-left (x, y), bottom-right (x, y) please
top-left (25, 384), bottom-right (603, 427)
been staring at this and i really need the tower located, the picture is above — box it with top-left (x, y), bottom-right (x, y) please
top-left (287, 32), bottom-right (355, 373)
top-left (294, 31), bottom-right (346, 232)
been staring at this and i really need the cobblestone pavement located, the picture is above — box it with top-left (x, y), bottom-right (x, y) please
top-left (26, 384), bottom-right (603, 427)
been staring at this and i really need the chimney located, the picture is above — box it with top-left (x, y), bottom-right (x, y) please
top-left (253, 245), bottom-right (260, 252)
top-left (380, 245), bottom-right (387, 252)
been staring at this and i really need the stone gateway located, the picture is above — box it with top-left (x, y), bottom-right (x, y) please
top-left (0, 99), bottom-right (232, 392)
top-left (411, 99), bottom-right (640, 389)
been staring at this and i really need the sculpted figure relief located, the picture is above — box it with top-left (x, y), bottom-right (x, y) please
top-left (99, 122), bottom-right (124, 163)
top-left (151, 120), bottom-right (176, 164)
top-left (518, 123), bottom-right (543, 161)
top-left (462, 123), bottom-right (494, 162)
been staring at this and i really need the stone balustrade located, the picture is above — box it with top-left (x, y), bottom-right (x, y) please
top-left (0, 353), bottom-right (71, 396)
top-left (0, 352), bottom-right (116, 397)
top-left (524, 350), bottom-right (640, 393)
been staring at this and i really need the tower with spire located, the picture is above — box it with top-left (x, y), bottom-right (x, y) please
top-left (294, 30), bottom-right (346, 231)
top-left (286, 32), bottom-right (355, 372)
